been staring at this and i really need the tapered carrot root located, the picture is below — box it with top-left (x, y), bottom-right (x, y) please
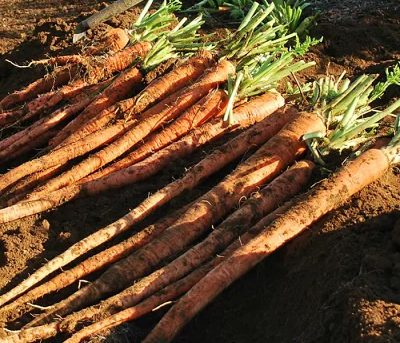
top-left (0, 201), bottom-right (294, 343)
top-left (83, 91), bottom-right (286, 183)
top-left (0, 65), bottom-right (79, 111)
top-left (0, 93), bottom-right (286, 223)
top-left (0, 109), bottom-right (24, 126)
top-left (0, 119), bottom-right (136, 192)
top-left (27, 110), bottom-right (324, 326)
top-left (0, 94), bottom-right (287, 313)
top-left (0, 203), bottom-right (192, 323)
top-left (51, 52), bottom-right (216, 148)
top-left (3, 165), bottom-right (66, 207)
top-left (57, 160), bottom-right (314, 341)
top-left (143, 146), bottom-right (397, 343)
top-left (50, 67), bottom-right (144, 148)
top-left (17, 41), bottom-right (152, 119)
top-left (90, 88), bottom-right (228, 177)
top-left (131, 50), bottom-right (214, 115)
top-left (0, 98), bottom-right (93, 163)
top-left (24, 60), bottom-right (235, 198)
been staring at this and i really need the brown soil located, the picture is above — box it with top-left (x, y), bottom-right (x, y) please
top-left (0, 1), bottom-right (400, 342)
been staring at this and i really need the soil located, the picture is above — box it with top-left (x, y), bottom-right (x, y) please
top-left (0, 0), bottom-right (400, 342)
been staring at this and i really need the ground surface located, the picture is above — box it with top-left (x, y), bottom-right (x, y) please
top-left (0, 0), bottom-right (400, 342)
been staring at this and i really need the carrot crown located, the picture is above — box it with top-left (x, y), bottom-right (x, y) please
top-left (300, 63), bottom-right (400, 164)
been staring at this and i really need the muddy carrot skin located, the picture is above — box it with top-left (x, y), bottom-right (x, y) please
top-left (83, 91), bottom-right (286, 182)
top-left (0, 94), bottom-right (288, 312)
top-left (26, 111), bottom-right (324, 326)
top-left (0, 98), bottom-right (93, 163)
top-left (81, 88), bottom-right (228, 177)
top-left (50, 52), bottom-right (215, 148)
top-left (0, 92), bottom-right (286, 223)
top-left (0, 65), bottom-right (79, 111)
top-left (55, 160), bottom-right (314, 340)
top-left (0, 203), bottom-right (193, 323)
top-left (49, 66), bottom-right (143, 148)
top-left (24, 60), bottom-right (235, 197)
top-left (0, 28), bottom-right (130, 112)
top-left (0, 119), bottom-right (136, 192)
top-left (143, 146), bottom-right (398, 343)
top-left (131, 50), bottom-right (214, 115)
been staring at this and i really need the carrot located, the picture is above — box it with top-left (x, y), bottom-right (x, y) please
top-left (2, 165), bottom-right (66, 207)
top-left (0, 202), bottom-right (192, 323)
top-left (82, 91), bottom-right (286, 183)
top-left (0, 92), bottom-right (286, 222)
top-left (0, 65), bottom-right (79, 111)
top-left (25, 110), bottom-right (324, 326)
top-left (0, 109), bottom-right (24, 126)
top-left (0, 119), bottom-right (136, 192)
top-left (17, 41), bottom-right (152, 119)
top-left (143, 145), bottom-right (399, 343)
top-left (0, 95), bottom-right (289, 310)
top-left (24, 60), bottom-right (235, 198)
top-left (56, 160), bottom-right (315, 341)
top-left (48, 66), bottom-right (143, 148)
top-left (84, 28), bottom-right (130, 56)
top-left (0, 98), bottom-right (93, 163)
top-left (131, 50), bottom-right (214, 115)
top-left (82, 88), bottom-right (228, 177)
top-left (0, 201), bottom-right (295, 343)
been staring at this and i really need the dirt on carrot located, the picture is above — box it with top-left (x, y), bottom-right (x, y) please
top-left (0, 1), bottom-right (399, 343)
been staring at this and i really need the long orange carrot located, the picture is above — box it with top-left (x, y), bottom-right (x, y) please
top-left (0, 202), bottom-right (193, 323)
top-left (56, 160), bottom-right (314, 341)
top-left (143, 144), bottom-right (399, 343)
top-left (0, 92), bottom-right (284, 222)
top-left (49, 66), bottom-right (143, 148)
top-left (49, 52), bottom-right (215, 149)
top-left (81, 88), bottom-right (228, 177)
top-left (0, 98), bottom-right (93, 163)
top-left (24, 60), bottom-right (235, 198)
top-left (26, 111), bottom-right (324, 326)
top-left (130, 50), bottom-right (214, 115)
top-left (81, 92), bottom-right (286, 183)
top-left (0, 119), bottom-right (136, 192)
top-left (0, 200), bottom-right (294, 343)
top-left (0, 65), bottom-right (79, 111)
top-left (18, 41), bottom-right (152, 119)
top-left (0, 95), bottom-right (288, 309)
top-left (0, 28), bottom-right (129, 112)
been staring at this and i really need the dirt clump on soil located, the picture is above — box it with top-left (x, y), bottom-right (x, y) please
top-left (0, 1), bottom-right (400, 342)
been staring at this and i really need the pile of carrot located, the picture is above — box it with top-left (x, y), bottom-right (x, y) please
top-left (1, 1), bottom-right (399, 342)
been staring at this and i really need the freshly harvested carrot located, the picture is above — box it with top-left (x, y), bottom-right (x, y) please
top-left (17, 41), bottom-right (152, 119)
top-left (0, 203), bottom-right (192, 323)
top-left (0, 65), bottom-right (79, 111)
top-left (0, 109), bottom-right (24, 126)
top-left (25, 60), bottom-right (235, 197)
top-left (131, 50), bottom-right (214, 115)
top-left (2, 165), bottom-right (66, 207)
top-left (85, 88), bottom-right (228, 176)
top-left (84, 27), bottom-right (130, 56)
top-left (0, 119), bottom-right (136, 192)
top-left (0, 92), bottom-right (286, 222)
top-left (0, 202), bottom-right (295, 343)
top-left (0, 94), bottom-right (288, 310)
top-left (26, 111), bottom-right (324, 325)
top-left (83, 91), bottom-right (286, 183)
top-left (56, 160), bottom-right (314, 340)
top-left (0, 98), bottom-right (93, 163)
top-left (143, 145), bottom-right (400, 343)
top-left (49, 66), bottom-right (143, 148)
top-left (50, 52), bottom-right (216, 149)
